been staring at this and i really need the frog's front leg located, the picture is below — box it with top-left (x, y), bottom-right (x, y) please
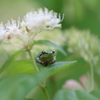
top-left (36, 56), bottom-right (44, 65)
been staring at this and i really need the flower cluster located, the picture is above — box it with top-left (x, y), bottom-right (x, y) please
top-left (65, 27), bottom-right (100, 66)
top-left (0, 8), bottom-right (63, 50)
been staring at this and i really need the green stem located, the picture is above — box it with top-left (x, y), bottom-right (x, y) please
top-left (27, 49), bottom-right (50, 100)
top-left (89, 62), bottom-right (94, 92)
top-left (49, 76), bottom-right (57, 98)
top-left (27, 50), bottom-right (39, 72)
top-left (40, 84), bottom-right (51, 100)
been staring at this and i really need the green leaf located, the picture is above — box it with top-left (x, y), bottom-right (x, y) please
top-left (53, 89), bottom-right (100, 100)
top-left (0, 61), bottom-right (76, 100)
top-left (91, 90), bottom-right (100, 99)
top-left (32, 40), bottom-right (67, 56)
top-left (0, 72), bottom-right (46, 100)
top-left (1, 60), bottom-right (35, 77)
top-left (0, 50), bottom-right (24, 74)
top-left (24, 98), bottom-right (34, 100)
top-left (37, 61), bottom-right (76, 76)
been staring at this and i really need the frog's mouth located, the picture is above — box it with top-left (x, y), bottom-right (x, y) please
top-left (41, 54), bottom-right (53, 57)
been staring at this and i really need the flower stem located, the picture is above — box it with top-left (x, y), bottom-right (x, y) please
top-left (27, 50), bottom-right (39, 72)
top-left (39, 84), bottom-right (51, 100)
top-left (27, 50), bottom-right (50, 100)
top-left (89, 62), bottom-right (94, 92)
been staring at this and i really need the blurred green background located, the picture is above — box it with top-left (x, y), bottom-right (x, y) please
top-left (0, 0), bottom-right (100, 99)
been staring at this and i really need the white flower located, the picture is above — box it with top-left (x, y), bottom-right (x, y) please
top-left (0, 8), bottom-right (63, 50)
top-left (65, 28), bottom-right (100, 65)
top-left (0, 23), bottom-right (5, 42)
top-left (5, 19), bottom-right (22, 39)
top-left (22, 8), bottom-right (63, 33)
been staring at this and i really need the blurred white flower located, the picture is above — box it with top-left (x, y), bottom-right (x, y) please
top-left (0, 23), bottom-right (5, 42)
top-left (0, 8), bottom-right (63, 50)
top-left (65, 28), bottom-right (100, 66)
top-left (22, 8), bottom-right (62, 33)
top-left (5, 20), bottom-right (22, 39)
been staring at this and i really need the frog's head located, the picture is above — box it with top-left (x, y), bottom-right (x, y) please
top-left (41, 50), bottom-right (55, 58)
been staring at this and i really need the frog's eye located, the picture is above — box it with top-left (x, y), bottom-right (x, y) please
top-left (52, 51), bottom-right (55, 54)
top-left (42, 51), bottom-right (46, 54)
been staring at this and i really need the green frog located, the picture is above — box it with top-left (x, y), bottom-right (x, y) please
top-left (36, 50), bottom-right (56, 66)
